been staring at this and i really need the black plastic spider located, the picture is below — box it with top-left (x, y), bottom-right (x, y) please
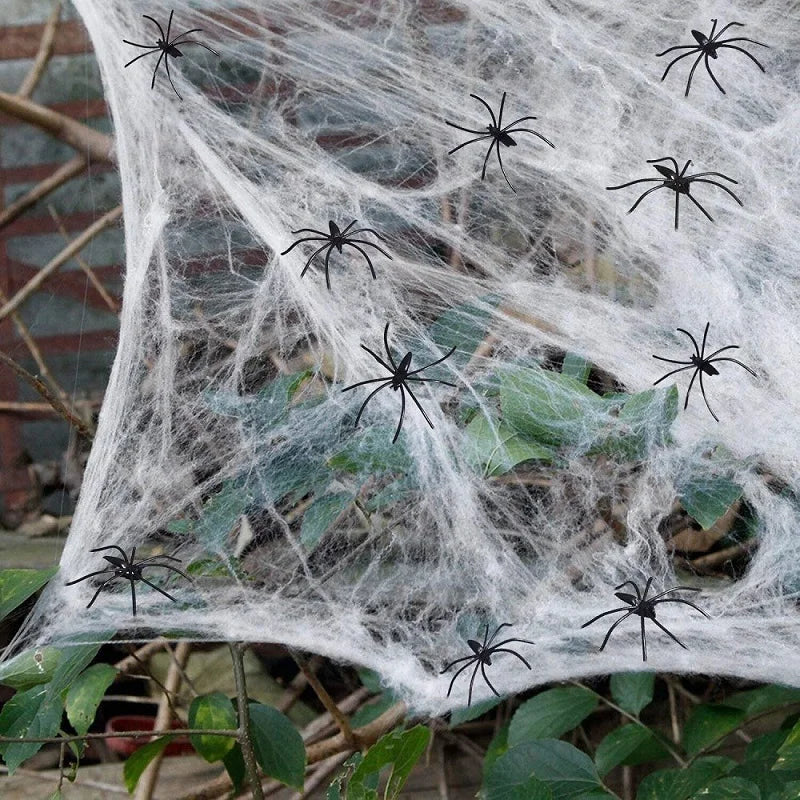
top-left (341, 322), bottom-right (457, 443)
top-left (123, 9), bottom-right (219, 100)
top-left (581, 577), bottom-right (709, 662)
top-left (657, 19), bottom-right (769, 97)
top-left (653, 322), bottom-right (756, 422)
top-left (65, 545), bottom-right (191, 616)
top-left (280, 220), bottom-right (392, 291)
top-left (606, 156), bottom-right (742, 230)
top-left (445, 91), bottom-right (555, 193)
top-left (440, 623), bottom-right (535, 707)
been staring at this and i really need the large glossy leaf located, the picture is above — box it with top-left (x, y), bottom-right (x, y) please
top-left (450, 695), bottom-right (504, 728)
top-left (610, 673), bottom-right (655, 716)
top-left (248, 702), bottom-right (306, 790)
top-left (595, 725), bottom-right (666, 777)
top-left (65, 663), bottom-right (117, 737)
top-left (123, 736), bottom-right (173, 793)
top-left (465, 412), bottom-right (553, 476)
top-left (636, 756), bottom-right (737, 800)
top-left (483, 744), bottom-right (553, 800)
top-left (0, 567), bottom-right (58, 621)
top-left (188, 692), bottom-right (237, 763)
top-left (687, 777), bottom-right (761, 799)
top-left (725, 685), bottom-right (800, 716)
top-left (329, 426), bottom-right (413, 476)
top-left (728, 730), bottom-right (800, 796)
top-left (561, 353), bottom-right (591, 384)
top-left (424, 295), bottom-right (499, 371)
top-left (509, 687), bottom-right (598, 746)
top-left (0, 646), bottom-right (62, 690)
top-left (679, 476), bottom-right (742, 531)
top-left (683, 704), bottom-right (746, 756)
top-left (775, 717), bottom-right (800, 771)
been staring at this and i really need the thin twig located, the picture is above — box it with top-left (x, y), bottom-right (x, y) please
top-left (17, 0), bottom-right (62, 98)
top-left (290, 649), bottom-right (357, 750)
top-left (0, 203), bottom-right (122, 321)
top-left (666, 678), bottom-right (681, 743)
top-left (113, 638), bottom-right (170, 674)
top-left (230, 642), bottom-right (265, 800)
top-left (0, 401), bottom-right (58, 412)
top-left (0, 728), bottom-right (238, 744)
top-left (277, 655), bottom-right (320, 713)
top-left (0, 349), bottom-right (93, 439)
top-left (0, 155), bottom-right (86, 231)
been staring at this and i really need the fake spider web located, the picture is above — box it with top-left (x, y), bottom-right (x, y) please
top-left (8, 0), bottom-right (800, 714)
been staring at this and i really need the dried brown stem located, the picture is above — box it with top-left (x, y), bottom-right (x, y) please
top-left (0, 91), bottom-right (114, 162)
top-left (0, 204), bottom-right (122, 321)
top-left (0, 401), bottom-right (57, 412)
top-left (277, 654), bottom-right (321, 713)
top-left (17, 0), bottom-right (63, 98)
top-left (113, 638), bottom-right (171, 675)
top-left (0, 349), bottom-right (93, 439)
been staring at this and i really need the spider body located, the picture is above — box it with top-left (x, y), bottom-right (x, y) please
top-left (653, 322), bottom-right (756, 421)
top-left (123, 10), bottom-right (219, 100)
top-left (606, 156), bottom-right (742, 230)
top-left (65, 545), bottom-right (191, 616)
top-left (657, 19), bottom-right (769, 96)
top-left (280, 220), bottom-right (392, 290)
top-left (440, 623), bottom-right (535, 707)
top-left (582, 577), bottom-right (709, 662)
top-left (445, 91), bottom-right (555, 193)
top-left (341, 322), bottom-right (457, 443)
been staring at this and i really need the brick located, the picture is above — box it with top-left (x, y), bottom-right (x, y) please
top-left (4, 169), bottom-right (121, 215)
top-left (6, 226), bottom-right (123, 268)
top-left (0, 0), bottom-right (81, 28)
top-left (0, 115), bottom-right (110, 167)
top-left (15, 291), bottom-right (118, 336)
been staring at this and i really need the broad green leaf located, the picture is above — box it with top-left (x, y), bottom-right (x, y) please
top-left (484, 744), bottom-right (552, 800)
top-left (0, 567), bottom-right (58, 621)
top-left (425, 295), bottom-right (499, 371)
top-left (195, 482), bottom-right (253, 551)
top-left (483, 723), bottom-right (510, 779)
top-left (223, 743), bottom-right (246, 793)
top-left (725, 685), bottom-right (800, 717)
top-left (683, 704), bottom-right (746, 756)
top-left (610, 673), bottom-right (655, 716)
top-left (350, 693), bottom-right (397, 728)
top-left (595, 725), bottom-right (666, 777)
top-left (301, 492), bottom-right (354, 550)
top-left (450, 695), bottom-right (504, 728)
top-left (729, 731), bottom-right (800, 796)
top-left (561, 353), bottom-right (591, 384)
top-left (775, 717), bottom-right (800, 771)
top-left (489, 740), bottom-right (603, 799)
top-left (65, 663), bottom-right (117, 736)
top-left (47, 791), bottom-right (62, 800)
top-left (188, 692), bottom-right (237, 763)
top-left (769, 781), bottom-right (800, 799)
top-left (679, 477), bottom-right (742, 531)
top-left (327, 753), bottom-right (365, 800)
top-left (329, 426), bottom-right (413, 476)
top-left (0, 646), bottom-right (61, 690)
top-left (688, 777), bottom-right (761, 799)
top-left (636, 756), bottom-right (737, 800)
top-left (123, 736), bottom-right (173, 793)
top-left (248, 702), bottom-right (306, 789)
top-left (500, 365), bottom-right (604, 448)
top-left (349, 726), bottom-right (430, 800)
top-left (509, 687), bottom-right (597, 746)
top-left (465, 412), bottom-right (553, 476)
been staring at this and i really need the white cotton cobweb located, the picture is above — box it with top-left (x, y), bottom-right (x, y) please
top-left (7, 0), bottom-right (800, 713)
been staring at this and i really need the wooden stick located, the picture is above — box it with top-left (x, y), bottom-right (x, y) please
top-left (0, 155), bottom-right (86, 231)
top-left (0, 204), bottom-right (122, 321)
top-left (230, 642), bottom-right (265, 800)
top-left (0, 91), bottom-right (114, 163)
top-left (0, 401), bottom-right (57, 412)
top-left (17, 0), bottom-right (63, 99)
top-left (113, 638), bottom-right (170, 675)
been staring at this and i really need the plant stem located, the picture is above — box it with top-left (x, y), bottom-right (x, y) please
top-left (0, 728), bottom-right (238, 744)
top-left (229, 642), bottom-right (264, 800)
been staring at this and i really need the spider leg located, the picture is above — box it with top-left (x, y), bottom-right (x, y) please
top-left (443, 659), bottom-right (477, 699)
top-left (652, 355), bottom-right (693, 365)
top-left (676, 327), bottom-right (701, 358)
top-left (142, 563), bottom-right (193, 582)
top-left (641, 615), bottom-right (647, 662)
top-left (712, 22), bottom-right (744, 40)
top-left (290, 228), bottom-right (329, 237)
top-left (169, 39), bottom-right (221, 57)
top-left (405, 377), bottom-right (459, 388)
top-left (123, 40), bottom-right (159, 49)
top-left (654, 598), bottom-right (710, 618)
top-left (149, 49), bottom-right (166, 90)
top-left (684, 192), bottom-right (715, 222)
top-left (491, 648), bottom-right (533, 670)
top-left (360, 344), bottom-right (394, 374)
top-left (652, 364), bottom-right (694, 386)
top-left (501, 128), bottom-right (556, 149)
top-left (699, 322), bottom-right (711, 359)
top-left (598, 612), bottom-right (633, 651)
top-left (503, 115), bottom-right (540, 128)
top-left (347, 228), bottom-right (387, 240)
top-left (480, 138), bottom-right (497, 181)
top-left (143, 14), bottom-right (167, 42)
top-left (407, 345), bottom-right (457, 375)
top-left (686, 172), bottom-right (737, 183)
top-left (163, 52), bottom-right (182, 99)
top-left (650, 618), bottom-right (688, 650)
top-left (135, 554), bottom-right (183, 564)
top-left (339, 220), bottom-right (357, 236)
top-left (698, 370), bottom-right (719, 422)
top-left (717, 44), bottom-right (768, 72)
top-left (649, 586), bottom-right (702, 600)
top-left (346, 239), bottom-right (392, 258)
top-left (392, 386), bottom-right (407, 443)
top-left (130, 579), bottom-right (137, 616)
top-left (681, 52), bottom-right (704, 96)
top-left (342, 377), bottom-right (391, 392)
top-left (658, 48), bottom-right (701, 81)
top-left (674, 188), bottom-right (680, 229)
top-left (606, 178), bottom-right (662, 191)
top-left (445, 121), bottom-right (488, 135)
top-left (615, 580), bottom-right (643, 601)
top-left (170, 28), bottom-right (205, 40)
top-left (470, 93), bottom-right (498, 128)
top-left (140, 577), bottom-right (178, 603)
top-left (580, 607), bottom-right (631, 628)
top-left (626, 184), bottom-right (667, 214)
top-left (641, 577), bottom-right (654, 601)
top-left (684, 368), bottom-right (699, 410)
top-left (323, 244), bottom-right (333, 290)
top-left (347, 242), bottom-right (392, 273)
top-left (485, 623), bottom-right (512, 647)
top-left (703, 54), bottom-right (726, 94)
top-left (690, 180), bottom-right (743, 206)
top-left (441, 654), bottom-right (478, 673)
top-left (280, 237), bottom-right (325, 255)
top-left (299, 244), bottom-right (332, 278)
top-left (656, 44), bottom-right (700, 57)
top-left (718, 36), bottom-right (768, 48)
top-left (86, 578), bottom-right (117, 609)
top-left (352, 382), bottom-right (392, 426)
top-left (706, 357), bottom-right (758, 377)
top-left (65, 568), bottom-right (114, 586)
top-left (383, 322), bottom-right (398, 370)
top-left (466, 661), bottom-right (482, 707)
top-left (647, 156), bottom-right (681, 174)
top-left (123, 49), bottom-right (161, 68)
top-left (404, 384), bottom-right (437, 431)
top-left (490, 637), bottom-right (536, 649)
top-left (496, 91), bottom-right (506, 127)
top-left (480, 662), bottom-right (500, 699)
top-left (164, 9), bottom-right (174, 41)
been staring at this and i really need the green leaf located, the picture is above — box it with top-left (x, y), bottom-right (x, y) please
top-left (248, 702), bottom-right (306, 790)
top-left (769, 781), bottom-right (800, 800)
top-left (329, 426), bottom-right (413, 476)
top-left (188, 692), bottom-right (237, 763)
top-left (0, 646), bottom-right (61, 690)
top-left (450, 695), bottom-right (504, 728)
top-left (595, 725), bottom-right (666, 777)
top-left (223, 743), bottom-right (246, 793)
top-left (725, 685), bottom-right (800, 717)
top-left (636, 756), bottom-right (737, 800)
top-left (349, 726), bottom-right (430, 800)
top-left (301, 492), bottom-right (354, 550)
top-left (489, 740), bottom-right (603, 799)
top-left (350, 693), bottom-right (398, 728)
top-left (424, 295), bottom-right (499, 372)
top-left (683, 704), bottom-right (746, 757)
top-left (465, 412), bottom-right (553, 476)
top-left (500, 365), bottom-right (604, 448)
top-left (509, 687), bottom-right (598, 746)
top-left (46, 791), bottom-right (62, 800)
top-left (195, 481), bottom-right (253, 551)
top-left (679, 477), bottom-right (742, 531)
top-left (688, 777), bottom-right (761, 799)
top-left (775, 717), bottom-right (800, 771)
top-left (610, 673), bottom-right (655, 716)
top-left (65, 663), bottom-right (117, 737)
top-left (561, 353), bottom-right (591, 384)
top-left (123, 736), bottom-right (172, 793)
top-left (0, 567), bottom-right (58, 621)
top-left (483, 744), bottom-right (552, 800)
top-left (729, 731), bottom-right (800, 796)
top-left (483, 723), bottom-right (510, 779)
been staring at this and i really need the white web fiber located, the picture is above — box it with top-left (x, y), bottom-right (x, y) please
top-left (10, 0), bottom-right (800, 713)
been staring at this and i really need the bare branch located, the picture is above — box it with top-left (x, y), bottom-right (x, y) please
top-left (17, 0), bottom-right (63, 99)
